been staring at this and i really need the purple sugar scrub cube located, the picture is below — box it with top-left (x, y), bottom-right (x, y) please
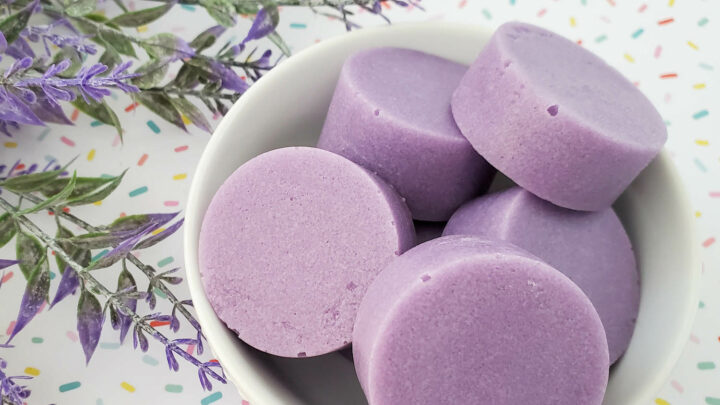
top-left (317, 47), bottom-right (495, 221)
top-left (444, 187), bottom-right (639, 364)
top-left (353, 236), bottom-right (609, 405)
top-left (198, 147), bottom-right (415, 358)
top-left (413, 220), bottom-right (445, 245)
top-left (451, 22), bottom-right (667, 211)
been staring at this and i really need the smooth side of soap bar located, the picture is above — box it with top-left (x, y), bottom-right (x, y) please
top-left (318, 47), bottom-right (495, 221)
top-left (451, 22), bottom-right (667, 211)
top-left (444, 187), bottom-right (639, 364)
top-left (199, 147), bottom-right (415, 358)
top-left (353, 235), bottom-right (609, 405)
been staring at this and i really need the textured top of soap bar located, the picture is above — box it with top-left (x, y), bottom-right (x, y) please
top-left (199, 147), bottom-right (415, 358)
top-left (353, 236), bottom-right (609, 405)
top-left (497, 22), bottom-right (665, 149)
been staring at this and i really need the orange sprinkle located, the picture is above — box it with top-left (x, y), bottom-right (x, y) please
top-left (149, 321), bottom-right (171, 327)
top-left (137, 153), bottom-right (148, 166)
top-left (660, 73), bottom-right (678, 79)
top-left (71, 109), bottom-right (79, 121)
top-left (125, 102), bottom-right (140, 112)
top-left (658, 17), bottom-right (674, 25)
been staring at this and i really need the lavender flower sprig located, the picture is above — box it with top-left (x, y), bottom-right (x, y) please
top-left (0, 352), bottom-right (31, 405)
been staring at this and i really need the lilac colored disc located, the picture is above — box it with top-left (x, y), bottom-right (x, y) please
top-left (318, 47), bottom-right (495, 221)
top-left (444, 187), bottom-right (639, 364)
top-left (353, 235), bottom-right (609, 405)
top-left (199, 147), bottom-right (415, 358)
top-left (451, 22), bottom-right (667, 211)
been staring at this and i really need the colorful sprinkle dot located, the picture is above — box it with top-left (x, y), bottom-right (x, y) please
top-left (164, 200), bottom-right (179, 207)
top-left (694, 158), bottom-right (707, 172)
top-left (38, 128), bottom-right (50, 141)
top-left (201, 392), bottom-right (223, 405)
top-left (59, 381), bottom-right (81, 392)
top-left (658, 17), bottom-right (674, 25)
top-left (174, 145), bottom-right (189, 152)
top-left (158, 256), bottom-right (174, 267)
top-left (147, 120), bottom-right (161, 134)
top-left (624, 53), bottom-right (635, 63)
top-left (710, 192), bottom-right (720, 198)
top-left (693, 110), bottom-right (709, 119)
top-left (671, 380), bottom-right (684, 393)
top-left (660, 73), bottom-right (678, 79)
top-left (31, 337), bottom-right (44, 344)
top-left (100, 342), bottom-right (121, 350)
top-left (172, 173), bottom-right (187, 180)
top-left (125, 102), bottom-right (139, 112)
top-left (595, 34), bottom-right (607, 43)
top-left (138, 153), bottom-right (149, 166)
top-left (569, 17), bottom-right (576, 27)
top-left (90, 120), bottom-right (103, 127)
top-left (165, 384), bottom-right (184, 393)
top-left (697, 361), bottom-right (716, 370)
top-left (180, 4), bottom-right (195, 11)
top-left (154, 288), bottom-right (168, 299)
top-left (668, 0), bottom-right (674, 6)
top-left (92, 249), bottom-right (109, 261)
top-left (699, 62), bottom-right (714, 70)
top-left (699, 301), bottom-right (705, 308)
top-left (129, 186), bottom-right (148, 197)
top-left (142, 355), bottom-right (159, 366)
top-left (702, 237), bottom-right (716, 248)
top-left (687, 41), bottom-right (699, 50)
top-left (706, 398), bottom-right (720, 405)
top-left (4, 142), bottom-right (17, 148)
top-left (87, 149), bottom-right (96, 161)
top-left (60, 136), bottom-right (76, 147)
top-left (694, 83), bottom-right (706, 89)
top-left (654, 45), bottom-right (662, 58)
top-left (121, 382), bottom-right (136, 393)
top-left (655, 399), bottom-right (670, 405)
top-left (698, 17), bottom-right (709, 26)
top-left (137, 25), bottom-right (148, 33)
top-left (24, 367), bottom-right (40, 376)
top-left (1, 271), bottom-right (13, 284)
top-left (66, 331), bottom-right (78, 342)
top-left (696, 140), bottom-right (709, 146)
top-left (290, 22), bottom-right (307, 29)
top-left (631, 28), bottom-right (643, 38)
top-left (71, 109), bottom-right (79, 121)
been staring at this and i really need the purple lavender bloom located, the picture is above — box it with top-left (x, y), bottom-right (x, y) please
top-left (4, 36), bottom-right (36, 60)
top-left (0, 259), bottom-right (19, 271)
top-left (49, 266), bottom-right (79, 309)
top-left (209, 61), bottom-right (249, 93)
top-left (21, 22), bottom-right (97, 56)
top-left (0, 357), bottom-right (32, 405)
top-left (0, 86), bottom-right (44, 125)
top-left (241, 7), bottom-right (276, 44)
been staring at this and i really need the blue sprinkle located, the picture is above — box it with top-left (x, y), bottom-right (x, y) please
top-left (181, 4), bottom-right (196, 11)
top-left (37, 128), bottom-right (50, 141)
top-left (90, 120), bottom-right (103, 127)
top-left (631, 28), bottom-right (644, 38)
top-left (129, 186), bottom-right (148, 197)
top-left (50, 271), bottom-right (56, 280)
top-left (290, 22), bottom-right (307, 29)
top-left (698, 17), bottom-right (708, 26)
top-left (693, 110), bottom-right (709, 119)
top-left (100, 342), bottom-right (121, 350)
top-left (100, 174), bottom-right (113, 179)
top-left (694, 158), bottom-right (707, 172)
top-left (92, 249), bottom-right (109, 261)
top-left (510, 0), bottom-right (516, 4)
top-left (44, 155), bottom-right (56, 162)
top-left (482, 8), bottom-right (492, 19)
top-left (142, 355), bottom-right (159, 366)
top-left (97, 399), bottom-right (104, 405)
top-left (147, 120), bottom-right (161, 134)
top-left (699, 62), bottom-right (714, 70)
top-left (157, 256), bottom-right (174, 267)
top-left (59, 381), bottom-right (81, 392)
top-left (201, 392), bottom-right (223, 405)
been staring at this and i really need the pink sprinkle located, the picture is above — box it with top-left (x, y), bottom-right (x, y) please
top-left (112, 135), bottom-right (121, 147)
top-left (709, 191), bottom-right (720, 198)
top-left (66, 331), bottom-right (79, 342)
top-left (6, 321), bottom-right (16, 336)
top-left (607, 0), bottom-right (616, 5)
top-left (164, 200), bottom-right (179, 207)
top-left (537, 8), bottom-right (546, 17)
top-left (458, 0), bottom-right (467, 8)
top-left (671, 380), bottom-right (684, 393)
top-left (654, 45), bottom-right (662, 58)
top-left (702, 237), bottom-right (715, 248)
top-left (638, 3), bottom-right (647, 12)
top-left (1, 271), bottom-right (13, 284)
top-left (128, 1), bottom-right (135, 10)
top-left (138, 153), bottom-right (149, 166)
top-left (601, 16), bottom-right (611, 23)
top-left (37, 301), bottom-right (46, 314)
top-left (242, 401), bottom-right (250, 405)
top-left (664, 93), bottom-right (672, 103)
top-left (174, 145), bottom-right (189, 152)
top-left (186, 344), bottom-right (195, 355)
top-left (690, 334), bottom-right (700, 343)
top-left (60, 136), bottom-right (75, 147)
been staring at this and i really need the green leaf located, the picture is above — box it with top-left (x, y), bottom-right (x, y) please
top-left (71, 98), bottom-right (123, 137)
top-left (172, 64), bottom-right (202, 89)
top-left (63, 0), bottom-right (96, 16)
top-left (199, 0), bottom-right (236, 27)
top-left (135, 92), bottom-right (187, 131)
top-left (18, 172), bottom-right (77, 215)
top-left (267, 31), bottom-right (291, 56)
top-left (99, 46), bottom-right (123, 72)
top-left (66, 232), bottom-right (121, 249)
top-left (140, 33), bottom-right (182, 59)
top-left (40, 176), bottom-right (113, 199)
top-left (110, 3), bottom-right (174, 27)
top-left (131, 58), bottom-right (171, 88)
top-left (65, 170), bottom-right (127, 206)
top-left (0, 159), bottom-right (75, 193)
top-left (99, 27), bottom-right (137, 58)
top-left (0, 1), bottom-right (35, 44)
top-left (77, 289), bottom-right (103, 364)
top-left (189, 26), bottom-right (223, 52)
top-left (0, 213), bottom-right (17, 248)
top-left (16, 231), bottom-right (47, 280)
top-left (55, 225), bottom-right (91, 274)
top-left (170, 97), bottom-right (211, 132)
top-left (53, 47), bottom-right (83, 77)
top-left (107, 214), bottom-right (151, 234)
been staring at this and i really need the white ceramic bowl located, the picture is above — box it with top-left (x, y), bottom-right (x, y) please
top-left (184, 22), bottom-right (700, 405)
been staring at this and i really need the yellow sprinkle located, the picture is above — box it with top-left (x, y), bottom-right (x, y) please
top-left (624, 53), bottom-right (635, 63)
top-left (693, 83), bottom-right (706, 89)
top-left (93, 201), bottom-right (102, 206)
top-left (687, 41), bottom-right (699, 50)
top-left (121, 382), bottom-right (135, 393)
top-left (695, 211), bottom-right (702, 218)
top-left (137, 25), bottom-right (148, 33)
top-left (4, 142), bottom-right (17, 148)
top-left (151, 227), bottom-right (165, 236)
top-left (696, 139), bottom-right (709, 146)
top-left (173, 173), bottom-right (187, 181)
top-left (655, 398), bottom-right (670, 405)
top-left (668, 0), bottom-right (674, 6)
top-left (181, 114), bottom-right (192, 125)
top-left (24, 367), bottom-right (40, 376)
top-left (87, 148), bottom-right (96, 161)
top-left (570, 17), bottom-right (577, 27)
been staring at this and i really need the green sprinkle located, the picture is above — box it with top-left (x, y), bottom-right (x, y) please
top-left (698, 17), bottom-right (708, 26)
top-left (595, 34), bottom-right (607, 43)
top-left (694, 158), bottom-right (707, 172)
top-left (289, 23), bottom-right (307, 29)
top-left (142, 355), bottom-right (159, 366)
top-left (100, 342), bottom-right (121, 350)
top-left (699, 300), bottom-right (705, 308)
top-left (50, 271), bottom-right (56, 280)
top-left (181, 4), bottom-right (196, 11)
top-left (59, 381), bottom-right (81, 392)
top-left (631, 28), bottom-right (644, 38)
top-left (31, 337), bottom-right (43, 344)
top-left (100, 173), bottom-right (114, 179)
top-left (707, 397), bottom-right (720, 405)
top-left (96, 399), bottom-right (104, 405)
top-left (147, 120), bottom-right (161, 134)
top-left (580, 0), bottom-right (587, 4)
top-left (698, 361), bottom-right (716, 370)
top-left (165, 384), bottom-right (183, 393)
top-left (510, 0), bottom-right (516, 4)
top-left (37, 128), bottom-right (50, 141)
top-left (92, 249), bottom-right (109, 261)
top-left (699, 62), bottom-right (714, 70)
top-left (157, 256), bottom-right (174, 267)
top-left (693, 110), bottom-right (709, 119)
top-left (201, 392), bottom-right (223, 405)
top-left (482, 9), bottom-right (492, 19)
top-left (153, 287), bottom-right (168, 299)
top-left (129, 186), bottom-right (148, 197)
top-left (90, 120), bottom-right (103, 127)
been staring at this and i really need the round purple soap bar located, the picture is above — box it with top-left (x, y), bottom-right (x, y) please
top-left (318, 47), bottom-right (495, 221)
top-left (444, 187), bottom-right (639, 364)
top-left (353, 236), bottom-right (609, 405)
top-left (451, 22), bottom-right (667, 211)
top-left (199, 147), bottom-right (415, 358)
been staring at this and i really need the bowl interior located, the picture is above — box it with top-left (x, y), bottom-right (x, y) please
top-left (184, 22), bottom-right (699, 405)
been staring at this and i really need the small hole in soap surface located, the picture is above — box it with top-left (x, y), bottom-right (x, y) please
top-left (374, 109), bottom-right (380, 116)
top-left (297, 352), bottom-right (307, 358)
top-left (547, 104), bottom-right (559, 116)
top-left (421, 274), bottom-right (431, 282)
top-left (503, 60), bottom-right (512, 68)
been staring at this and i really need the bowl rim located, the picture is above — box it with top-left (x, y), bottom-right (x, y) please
top-left (183, 21), bottom-right (701, 405)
